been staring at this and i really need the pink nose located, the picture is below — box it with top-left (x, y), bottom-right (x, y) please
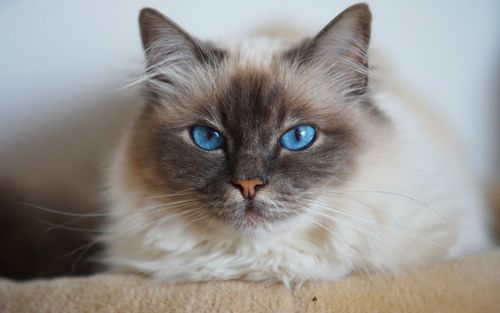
top-left (232, 178), bottom-right (265, 199)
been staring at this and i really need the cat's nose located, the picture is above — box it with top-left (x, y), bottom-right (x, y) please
top-left (232, 177), bottom-right (266, 200)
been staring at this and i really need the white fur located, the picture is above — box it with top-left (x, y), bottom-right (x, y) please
top-left (102, 37), bottom-right (491, 289)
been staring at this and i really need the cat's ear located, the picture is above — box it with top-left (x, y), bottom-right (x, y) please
top-left (139, 8), bottom-right (225, 83)
top-left (286, 3), bottom-right (372, 96)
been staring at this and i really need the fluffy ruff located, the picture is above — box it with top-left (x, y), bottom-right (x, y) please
top-left (101, 5), bottom-right (491, 288)
top-left (102, 35), bottom-right (490, 289)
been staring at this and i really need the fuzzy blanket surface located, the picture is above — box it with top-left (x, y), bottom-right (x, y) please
top-left (1, 250), bottom-right (499, 313)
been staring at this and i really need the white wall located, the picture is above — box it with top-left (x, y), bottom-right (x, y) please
top-left (1, 0), bottom-right (499, 179)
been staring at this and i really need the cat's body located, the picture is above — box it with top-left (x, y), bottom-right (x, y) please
top-left (102, 4), bottom-right (491, 288)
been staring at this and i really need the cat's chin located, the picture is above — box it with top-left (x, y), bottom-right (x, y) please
top-left (229, 206), bottom-right (271, 234)
top-left (221, 199), bottom-right (296, 237)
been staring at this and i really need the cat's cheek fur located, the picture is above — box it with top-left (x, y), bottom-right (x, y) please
top-left (101, 4), bottom-right (492, 288)
top-left (103, 144), bottom-right (355, 288)
top-left (101, 55), bottom-right (490, 289)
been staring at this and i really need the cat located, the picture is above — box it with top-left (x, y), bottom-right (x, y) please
top-left (102, 3), bottom-right (491, 289)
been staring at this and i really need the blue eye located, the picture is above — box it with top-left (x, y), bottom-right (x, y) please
top-left (191, 125), bottom-right (225, 151)
top-left (280, 125), bottom-right (316, 151)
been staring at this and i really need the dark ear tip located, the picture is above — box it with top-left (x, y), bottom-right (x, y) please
top-left (139, 8), bottom-right (163, 24)
top-left (348, 3), bottom-right (371, 13)
top-left (344, 3), bottom-right (372, 22)
top-left (139, 8), bottom-right (171, 50)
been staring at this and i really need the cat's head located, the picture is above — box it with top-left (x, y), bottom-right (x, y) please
top-left (122, 3), bottom-right (387, 234)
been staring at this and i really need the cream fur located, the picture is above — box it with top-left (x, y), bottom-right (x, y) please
top-left (102, 37), bottom-right (491, 289)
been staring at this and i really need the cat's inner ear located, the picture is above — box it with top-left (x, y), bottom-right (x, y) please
top-left (286, 3), bottom-right (372, 96)
top-left (139, 8), bottom-right (225, 83)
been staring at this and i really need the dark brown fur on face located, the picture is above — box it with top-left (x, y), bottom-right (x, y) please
top-left (128, 68), bottom-right (363, 230)
top-left (125, 4), bottom-right (384, 232)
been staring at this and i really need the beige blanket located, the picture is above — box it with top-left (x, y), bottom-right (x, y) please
top-left (1, 250), bottom-right (499, 313)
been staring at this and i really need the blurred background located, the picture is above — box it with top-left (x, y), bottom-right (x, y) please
top-left (0, 1), bottom-right (499, 279)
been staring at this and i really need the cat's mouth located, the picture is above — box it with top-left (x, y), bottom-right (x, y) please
top-left (240, 200), bottom-right (266, 222)
top-left (208, 194), bottom-right (298, 232)
top-left (242, 206), bottom-right (264, 224)
top-left (226, 199), bottom-right (291, 230)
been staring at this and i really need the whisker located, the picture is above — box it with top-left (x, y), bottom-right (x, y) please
top-left (30, 215), bottom-right (106, 234)
top-left (302, 210), bottom-right (423, 269)
top-left (16, 202), bottom-right (110, 217)
top-left (306, 197), bottom-right (449, 251)
top-left (304, 208), bottom-right (390, 245)
top-left (64, 199), bottom-right (205, 274)
top-left (144, 189), bottom-right (196, 200)
top-left (343, 190), bottom-right (456, 231)
top-left (302, 198), bottom-right (377, 225)
top-left (316, 193), bottom-right (450, 250)
top-left (299, 213), bottom-right (376, 265)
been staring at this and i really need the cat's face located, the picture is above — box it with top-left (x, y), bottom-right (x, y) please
top-left (125, 4), bottom-right (386, 233)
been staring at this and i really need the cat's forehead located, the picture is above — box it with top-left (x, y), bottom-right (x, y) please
top-left (207, 72), bottom-right (343, 137)
top-left (215, 68), bottom-right (293, 132)
top-left (221, 37), bottom-right (294, 67)
top-left (199, 43), bottom-right (320, 129)
top-left (152, 37), bottom-right (364, 135)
